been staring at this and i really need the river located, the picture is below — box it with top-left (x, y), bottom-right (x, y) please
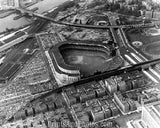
top-left (0, 0), bottom-right (68, 33)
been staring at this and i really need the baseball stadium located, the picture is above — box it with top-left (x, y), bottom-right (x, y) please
top-left (48, 40), bottom-right (119, 85)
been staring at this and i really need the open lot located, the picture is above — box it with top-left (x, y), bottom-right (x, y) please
top-left (125, 27), bottom-right (160, 59)
top-left (0, 38), bottom-right (38, 83)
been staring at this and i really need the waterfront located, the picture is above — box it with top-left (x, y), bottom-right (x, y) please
top-left (0, 0), bottom-right (68, 33)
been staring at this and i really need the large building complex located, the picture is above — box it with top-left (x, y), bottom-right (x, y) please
top-left (47, 40), bottom-right (115, 85)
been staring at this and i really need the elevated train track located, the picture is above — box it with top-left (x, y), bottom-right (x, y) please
top-left (29, 58), bottom-right (160, 101)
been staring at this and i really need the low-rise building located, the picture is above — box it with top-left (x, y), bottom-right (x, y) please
top-left (0, 0), bottom-right (19, 10)
top-left (127, 119), bottom-right (149, 128)
top-left (142, 101), bottom-right (160, 128)
top-left (145, 10), bottom-right (160, 19)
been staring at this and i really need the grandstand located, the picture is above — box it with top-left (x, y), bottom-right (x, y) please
top-left (48, 40), bottom-right (114, 85)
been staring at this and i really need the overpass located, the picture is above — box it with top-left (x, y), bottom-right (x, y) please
top-left (16, 8), bottom-right (156, 29)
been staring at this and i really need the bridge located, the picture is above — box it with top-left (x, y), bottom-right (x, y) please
top-left (16, 8), bottom-right (157, 29)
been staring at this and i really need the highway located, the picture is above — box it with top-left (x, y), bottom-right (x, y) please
top-left (16, 8), bottom-right (156, 29)
top-left (1, 7), bottom-right (156, 54)
top-left (107, 13), bottom-right (160, 84)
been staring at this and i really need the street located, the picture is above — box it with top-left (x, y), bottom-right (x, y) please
top-left (108, 13), bottom-right (160, 84)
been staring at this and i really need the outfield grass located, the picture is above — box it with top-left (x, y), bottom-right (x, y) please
top-left (61, 48), bottom-right (111, 77)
